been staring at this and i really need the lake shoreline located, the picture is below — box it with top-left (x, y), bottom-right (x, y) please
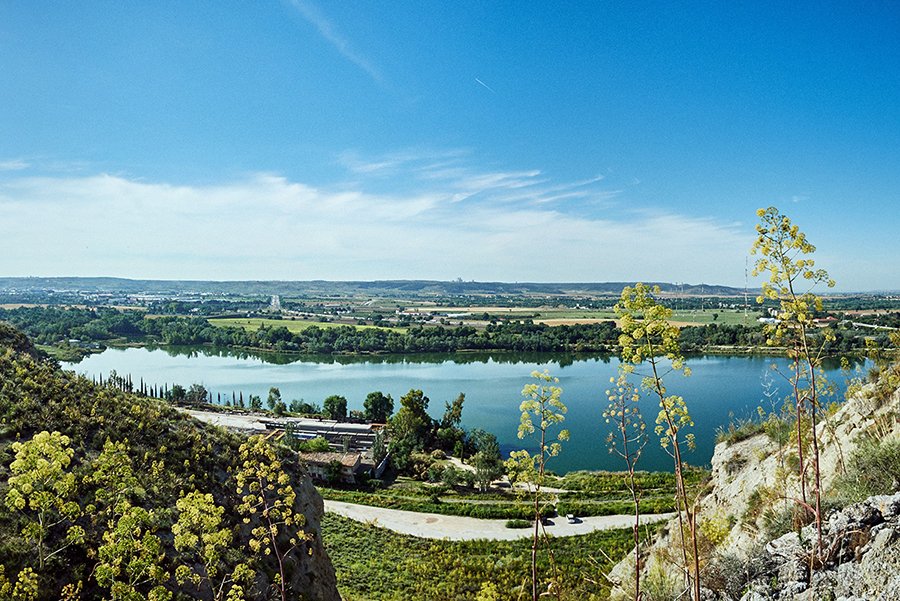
top-left (63, 346), bottom-right (865, 473)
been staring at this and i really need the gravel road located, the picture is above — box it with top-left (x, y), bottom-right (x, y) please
top-left (324, 500), bottom-right (674, 541)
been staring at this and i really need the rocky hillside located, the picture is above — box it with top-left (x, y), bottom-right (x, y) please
top-left (0, 323), bottom-right (340, 600)
top-left (741, 492), bottom-right (900, 600)
top-left (611, 363), bottom-right (900, 600)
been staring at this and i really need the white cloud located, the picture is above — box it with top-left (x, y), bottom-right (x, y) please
top-left (0, 165), bottom-right (754, 284)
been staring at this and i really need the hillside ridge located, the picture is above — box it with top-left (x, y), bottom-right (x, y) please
top-left (0, 326), bottom-right (340, 600)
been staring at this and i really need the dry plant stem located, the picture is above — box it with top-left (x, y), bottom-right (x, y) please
top-left (530, 425), bottom-right (546, 601)
top-left (616, 381), bottom-right (645, 601)
top-left (649, 355), bottom-right (700, 601)
top-left (801, 336), bottom-right (825, 555)
top-left (786, 271), bottom-right (824, 557)
top-left (624, 426), bottom-right (642, 601)
top-left (539, 520), bottom-right (563, 601)
top-left (258, 475), bottom-right (288, 601)
top-left (790, 356), bottom-right (808, 509)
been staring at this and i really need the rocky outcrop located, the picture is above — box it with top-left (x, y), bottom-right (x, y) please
top-left (739, 493), bottom-right (900, 601)
top-left (290, 476), bottom-right (342, 601)
top-left (705, 378), bottom-right (900, 556)
top-left (610, 372), bottom-right (900, 601)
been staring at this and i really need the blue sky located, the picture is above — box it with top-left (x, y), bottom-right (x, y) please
top-left (1, 1), bottom-right (898, 290)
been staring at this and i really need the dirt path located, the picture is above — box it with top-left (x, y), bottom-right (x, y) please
top-left (324, 499), bottom-right (674, 541)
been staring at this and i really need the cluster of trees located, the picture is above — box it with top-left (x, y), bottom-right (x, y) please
top-left (0, 324), bottom-right (335, 601)
top-left (383, 389), bottom-right (504, 488)
top-left (0, 307), bottom-right (621, 354)
top-left (4, 296), bottom-right (896, 361)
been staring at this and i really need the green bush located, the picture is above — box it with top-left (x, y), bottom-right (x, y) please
top-left (505, 519), bottom-right (531, 529)
top-left (317, 487), bottom-right (541, 520)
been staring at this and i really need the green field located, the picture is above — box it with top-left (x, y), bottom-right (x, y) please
top-left (321, 513), bottom-right (641, 600)
top-left (209, 317), bottom-right (407, 333)
top-left (668, 308), bottom-right (759, 326)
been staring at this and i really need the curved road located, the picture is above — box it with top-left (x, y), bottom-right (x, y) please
top-left (324, 500), bottom-right (674, 541)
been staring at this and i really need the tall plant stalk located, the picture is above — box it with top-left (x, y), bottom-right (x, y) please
top-left (604, 373), bottom-right (647, 600)
top-left (505, 370), bottom-right (569, 601)
top-left (616, 283), bottom-right (700, 600)
top-left (751, 206), bottom-right (835, 557)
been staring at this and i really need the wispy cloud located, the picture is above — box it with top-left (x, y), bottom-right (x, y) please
top-left (0, 159), bottom-right (29, 171)
top-left (337, 149), bottom-right (469, 177)
top-left (288, 0), bottom-right (384, 85)
top-left (339, 149), bottom-right (618, 209)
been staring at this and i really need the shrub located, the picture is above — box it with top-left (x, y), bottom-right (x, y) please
top-left (702, 543), bottom-right (771, 600)
top-left (831, 437), bottom-right (900, 505)
top-left (716, 413), bottom-right (766, 445)
top-left (641, 560), bottom-right (684, 601)
top-left (505, 519), bottom-right (531, 529)
top-left (426, 463), bottom-right (445, 483)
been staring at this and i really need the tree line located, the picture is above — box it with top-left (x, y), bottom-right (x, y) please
top-left (5, 302), bottom-right (893, 359)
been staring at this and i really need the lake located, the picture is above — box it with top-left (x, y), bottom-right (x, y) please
top-left (64, 347), bottom-right (862, 474)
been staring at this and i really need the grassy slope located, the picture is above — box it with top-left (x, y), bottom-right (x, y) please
top-left (0, 322), bottom-right (337, 600)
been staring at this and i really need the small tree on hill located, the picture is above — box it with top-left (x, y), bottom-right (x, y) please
top-left (267, 387), bottom-right (282, 411)
top-left (363, 391), bottom-right (393, 423)
top-left (468, 428), bottom-right (504, 492)
top-left (389, 389), bottom-right (433, 454)
top-left (186, 383), bottom-right (209, 405)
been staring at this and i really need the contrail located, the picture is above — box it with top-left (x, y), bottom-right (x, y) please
top-left (475, 77), bottom-right (496, 94)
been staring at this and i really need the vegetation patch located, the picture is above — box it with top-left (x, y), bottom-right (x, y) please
top-left (831, 436), bottom-right (900, 505)
top-left (321, 512), bottom-right (649, 600)
top-left (0, 324), bottom-right (335, 600)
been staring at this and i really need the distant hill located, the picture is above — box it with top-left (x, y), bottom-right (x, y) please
top-left (0, 276), bottom-right (748, 298)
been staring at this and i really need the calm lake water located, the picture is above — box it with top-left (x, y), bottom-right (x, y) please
top-left (64, 347), bottom-right (861, 474)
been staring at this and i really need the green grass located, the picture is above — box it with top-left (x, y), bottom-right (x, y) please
top-left (557, 469), bottom-right (707, 495)
top-left (318, 469), bottom-right (700, 520)
top-left (669, 309), bottom-right (758, 326)
top-left (321, 512), bottom-right (645, 600)
top-left (208, 317), bottom-right (407, 333)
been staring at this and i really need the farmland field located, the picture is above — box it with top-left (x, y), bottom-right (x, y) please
top-left (209, 317), bottom-right (408, 333)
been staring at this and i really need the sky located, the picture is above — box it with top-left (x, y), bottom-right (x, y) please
top-left (1, 1), bottom-right (898, 291)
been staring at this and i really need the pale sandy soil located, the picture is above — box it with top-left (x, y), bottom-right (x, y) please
top-left (324, 499), bottom-right (674, 541)
top-left (182, 408), bottom-right (268, 431)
